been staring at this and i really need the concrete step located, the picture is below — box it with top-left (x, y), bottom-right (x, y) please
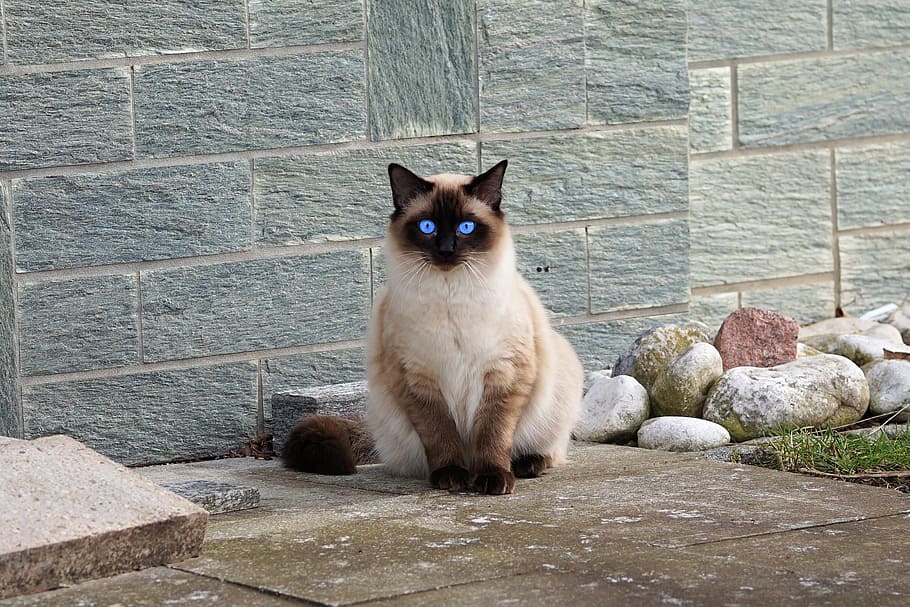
top-left (270, 380), bottom-right (367, 453)
top-left (0, 435), bottom-right (208, 600)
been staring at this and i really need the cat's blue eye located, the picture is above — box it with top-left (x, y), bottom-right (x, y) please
top-left (418, 219), bottom-right (436, 234)
top-left (458, 221), bottom-right (476, 235)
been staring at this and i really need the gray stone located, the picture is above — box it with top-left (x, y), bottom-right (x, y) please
top-left (160, 481), bottom-right (260, 515)
top-left (248, 0), bottom-right (363, 47)
top-left (4, 0), bottom-right (245, 64)
top-left (271, 381), bottom-right (368, 452)
top-left (833, 0), bottom-right (910, 50)
top-left (141, 250), bottom-right (370, 362)
top-left (637, 416), bottom-right (731, 452)
top-left (691, 443), bottom-right (769, 465)
top-left (703, 354), bottom-right (870, 441)
top-left (740, 282), bottom-right (836, 325)
top-left (254, 143), bottom-right (476, 247)
top-left (612, 321), bottom-right (713, 391)
top-left (0, 68), bottom-right (133, 171)
top-left (689, 151), bottom-right (832, 287)
top-left (477, 0), bottom-right (585, 133)
top-left (22, 363), bottom-right (258, 465)
top-left (513, 229), bottom-right (587, 318)
top-left (483, 127), bottom-right (688, 225)
top-left (650, 342), bottom-right (724, 417)
top-left (797, 343), bottom-right (824, 358)
top-left (799, 317), bottom-right (900, 343)
top-left (688, 67), bottom-right (732, 154)
top-left (574, 375), bottom-right (649, 443)
top-left (837, 142), bottom-right (910, 230)
top-left (583, 370), bottom-right (613, 396)
top-left (134, 52), bottom-right (365, 157)
top-left (588, 218), bottom-right (689, 313)
top-left (367, 0), bottom-right (476, 139)
top-left (0, 187), bottom-right (18, 438)
top-left (0, 435), bottom-right (207, 599)
top-left (17, 275), bottom-right (139, 376)
top-left (738, 50), bottom-right (910, 148)
top-left (835, 334), bottom-right (910, 367)
top-left (689, 293), bottom-right (738, 331)
top-left (687, 0), bottom-right (827, 61)
top-left (585, 0), bottom-right (688, 124)
top-left (13, 163), bottom-right (252, 272)
top-left (845, 423), bottom-right (910, 440)
top-left (864, 360), bottom-right (910, 422)
top-left (840, 228), bottom-right (910, 311)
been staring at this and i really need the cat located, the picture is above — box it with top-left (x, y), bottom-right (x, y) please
top-left (282, 160), bottom-right (583, 495)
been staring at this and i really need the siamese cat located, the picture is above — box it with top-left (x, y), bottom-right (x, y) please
top-left (283, 160), bottom-right (583, 495)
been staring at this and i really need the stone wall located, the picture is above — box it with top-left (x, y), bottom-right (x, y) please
top-left (687, 0), bottom-right (910, 327)
top-left (0, 1), bottom-right (690, 463)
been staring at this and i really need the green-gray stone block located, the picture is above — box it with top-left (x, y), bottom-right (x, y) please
top-left (478, 0), bottom-right (585, 133)
top-left (738, 50), bottom-right (910, 148)
top-left (370, 246), bottom-right (386, 297)
top-left (0, 186), bottom-right (19, 437)
top-left (558, 314), bottom-right (688, 372)
top-left (690, 152), bottom-right (833, 288)
top-left (367, 0), bottom-right (476, 140)
top-left (585, 0), bottom-right (688, 124)
top-left (0, 68), bottom-right (133, 171)
top-left (13, 163), bottom-right (252, 272)
top-left (588, 219), bottom-right (690, 314)
top-left (833, 0), bottom-right (910, 50)
top-left (21, 363), bottom-right (258, 465)
top-left (840, 228), bottom-right (910, 312)
top-left (690, 293), bottom-right (739, 332)
top-left (687, 0), bottom-right (827, 61)
top-left (483, 127), bottom-right (688, 226)
top-left (141, 251), bottom-right (371, 362)
top-left (741, 282), bottom-right (836, 324)
top-left (513, 229), bottom-right (587, 318)
top-left (18, 275), bottom-right (139, 376)
top-left (249, 0), bottom-right (363, 47)
top-left (254, 143), bottom-right (476, 247)
top-left (134, 52), bottom-right (365, 157)
top-left (836, 142), bottom-right (910, 231)
top-left (5, 0), bottom-right (245, 64)
top-left (689, 68), bottom-right (732, 154)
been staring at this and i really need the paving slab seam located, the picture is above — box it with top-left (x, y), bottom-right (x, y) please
top-left (345, 572), bottom-right (530, 607)
top-left (165, 565), bottom-right (328, 606)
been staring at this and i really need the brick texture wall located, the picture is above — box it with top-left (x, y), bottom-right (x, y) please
top-left (0, 1), bottom-right (690, 463)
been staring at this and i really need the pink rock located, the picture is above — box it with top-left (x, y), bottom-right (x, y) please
top-left (714, 307), bottom-right (800, 371)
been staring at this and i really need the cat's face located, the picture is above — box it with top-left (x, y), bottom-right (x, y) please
top-left (386, 161), bottom-right (509, 271)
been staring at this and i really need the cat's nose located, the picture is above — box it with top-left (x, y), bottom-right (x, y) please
top-left (438, 235), bottom-right (456, 258)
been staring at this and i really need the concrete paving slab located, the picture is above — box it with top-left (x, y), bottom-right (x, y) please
top-left (160, 480), bottom-right (260, 515)
top-left (0, 435), bottom-right (207, 599)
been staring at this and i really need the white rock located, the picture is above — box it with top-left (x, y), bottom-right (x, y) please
top-left (799, 317), bottom-right (894, 341)
top-left (574, 375), bottom-right (649, 443)
top-left (865, 360), bottom-right (910, 422)
top-left (836, 334), bottom-right (910, 366)
top-left (637, 417), bottom-right (730, 452)
top-left (650, 343), bottom-right (724, 417)
top-left (583, 370), bottom-right (612, 397)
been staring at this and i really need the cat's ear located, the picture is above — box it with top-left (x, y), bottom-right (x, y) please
top-left (467, 160), bottom-right (508, 212)
top-left (388, 163), bottom-right (433, 213)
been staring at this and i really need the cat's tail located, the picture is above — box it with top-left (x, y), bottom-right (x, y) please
top-left (281, 415), bottom-right (375, 475)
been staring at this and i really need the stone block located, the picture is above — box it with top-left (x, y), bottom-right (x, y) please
top-left (22, 363), bottom-right (258, 465)
top-left (254, 143), bottom-right (476, 247)
top-left (687, 0), bottom-right (827, 61)
top-left (0, 188), bottom-right (18, 437)
top-left (477, 0), bottom-right (585, 133)
top-left (13, 163), bottom-right (252, 272)
top-left (689, 293), bottom-right (738, 332)
top-left (366, 0), bottom-right (476, 139)
top-left (0, 435), bottom-right (207, 599)
top-left (740, 282), bottom-right (836, 325)
top-left (0, 68), bottom-right (133, 171)
top-left (141, 251), bottom-right (370, 362)
top-left (513, 229), bottom-right (588, 318)
top-left (588, 218), bottom-right (690, 314)
top-left (840, 228), bottom-right (910, 312)
top-left (585, 0), bottom-right (688, 124)
top-left (248, 0), bottom-right (363, 47)
top-left (688, 68), bottom-right (731, 154)
top-left (4, 0), bottom-right (245, 64)
top-left (134, 52), bottom-right (365, 157)
top-left (271, 381), bottom-right (368, 452)
top-left (738, 50), bottom-right (910, 148)
top-left (690, 152), bottom-right (832, 287)
top-left (18, 275), bottom-right (139, 376)
top-left (833, 0), bottom-right (910, 50)
top-left (483, 126), bottom-right (688, 226)
top-left (836, 142), bottom-right (910, 230)
top-left (159, 481), bottom-right (260, 515)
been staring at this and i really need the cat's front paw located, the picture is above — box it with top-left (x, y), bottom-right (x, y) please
top-left (430, 465), bottom-right (471, 492)
top-left (472, 467), bottom-right (515, 495)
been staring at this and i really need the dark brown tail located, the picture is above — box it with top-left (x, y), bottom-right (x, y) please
top-left (281, 415), bottom-right (375, 475)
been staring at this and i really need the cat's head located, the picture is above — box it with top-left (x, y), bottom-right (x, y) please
top-left (385, 160), bottom-right (509, 271)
